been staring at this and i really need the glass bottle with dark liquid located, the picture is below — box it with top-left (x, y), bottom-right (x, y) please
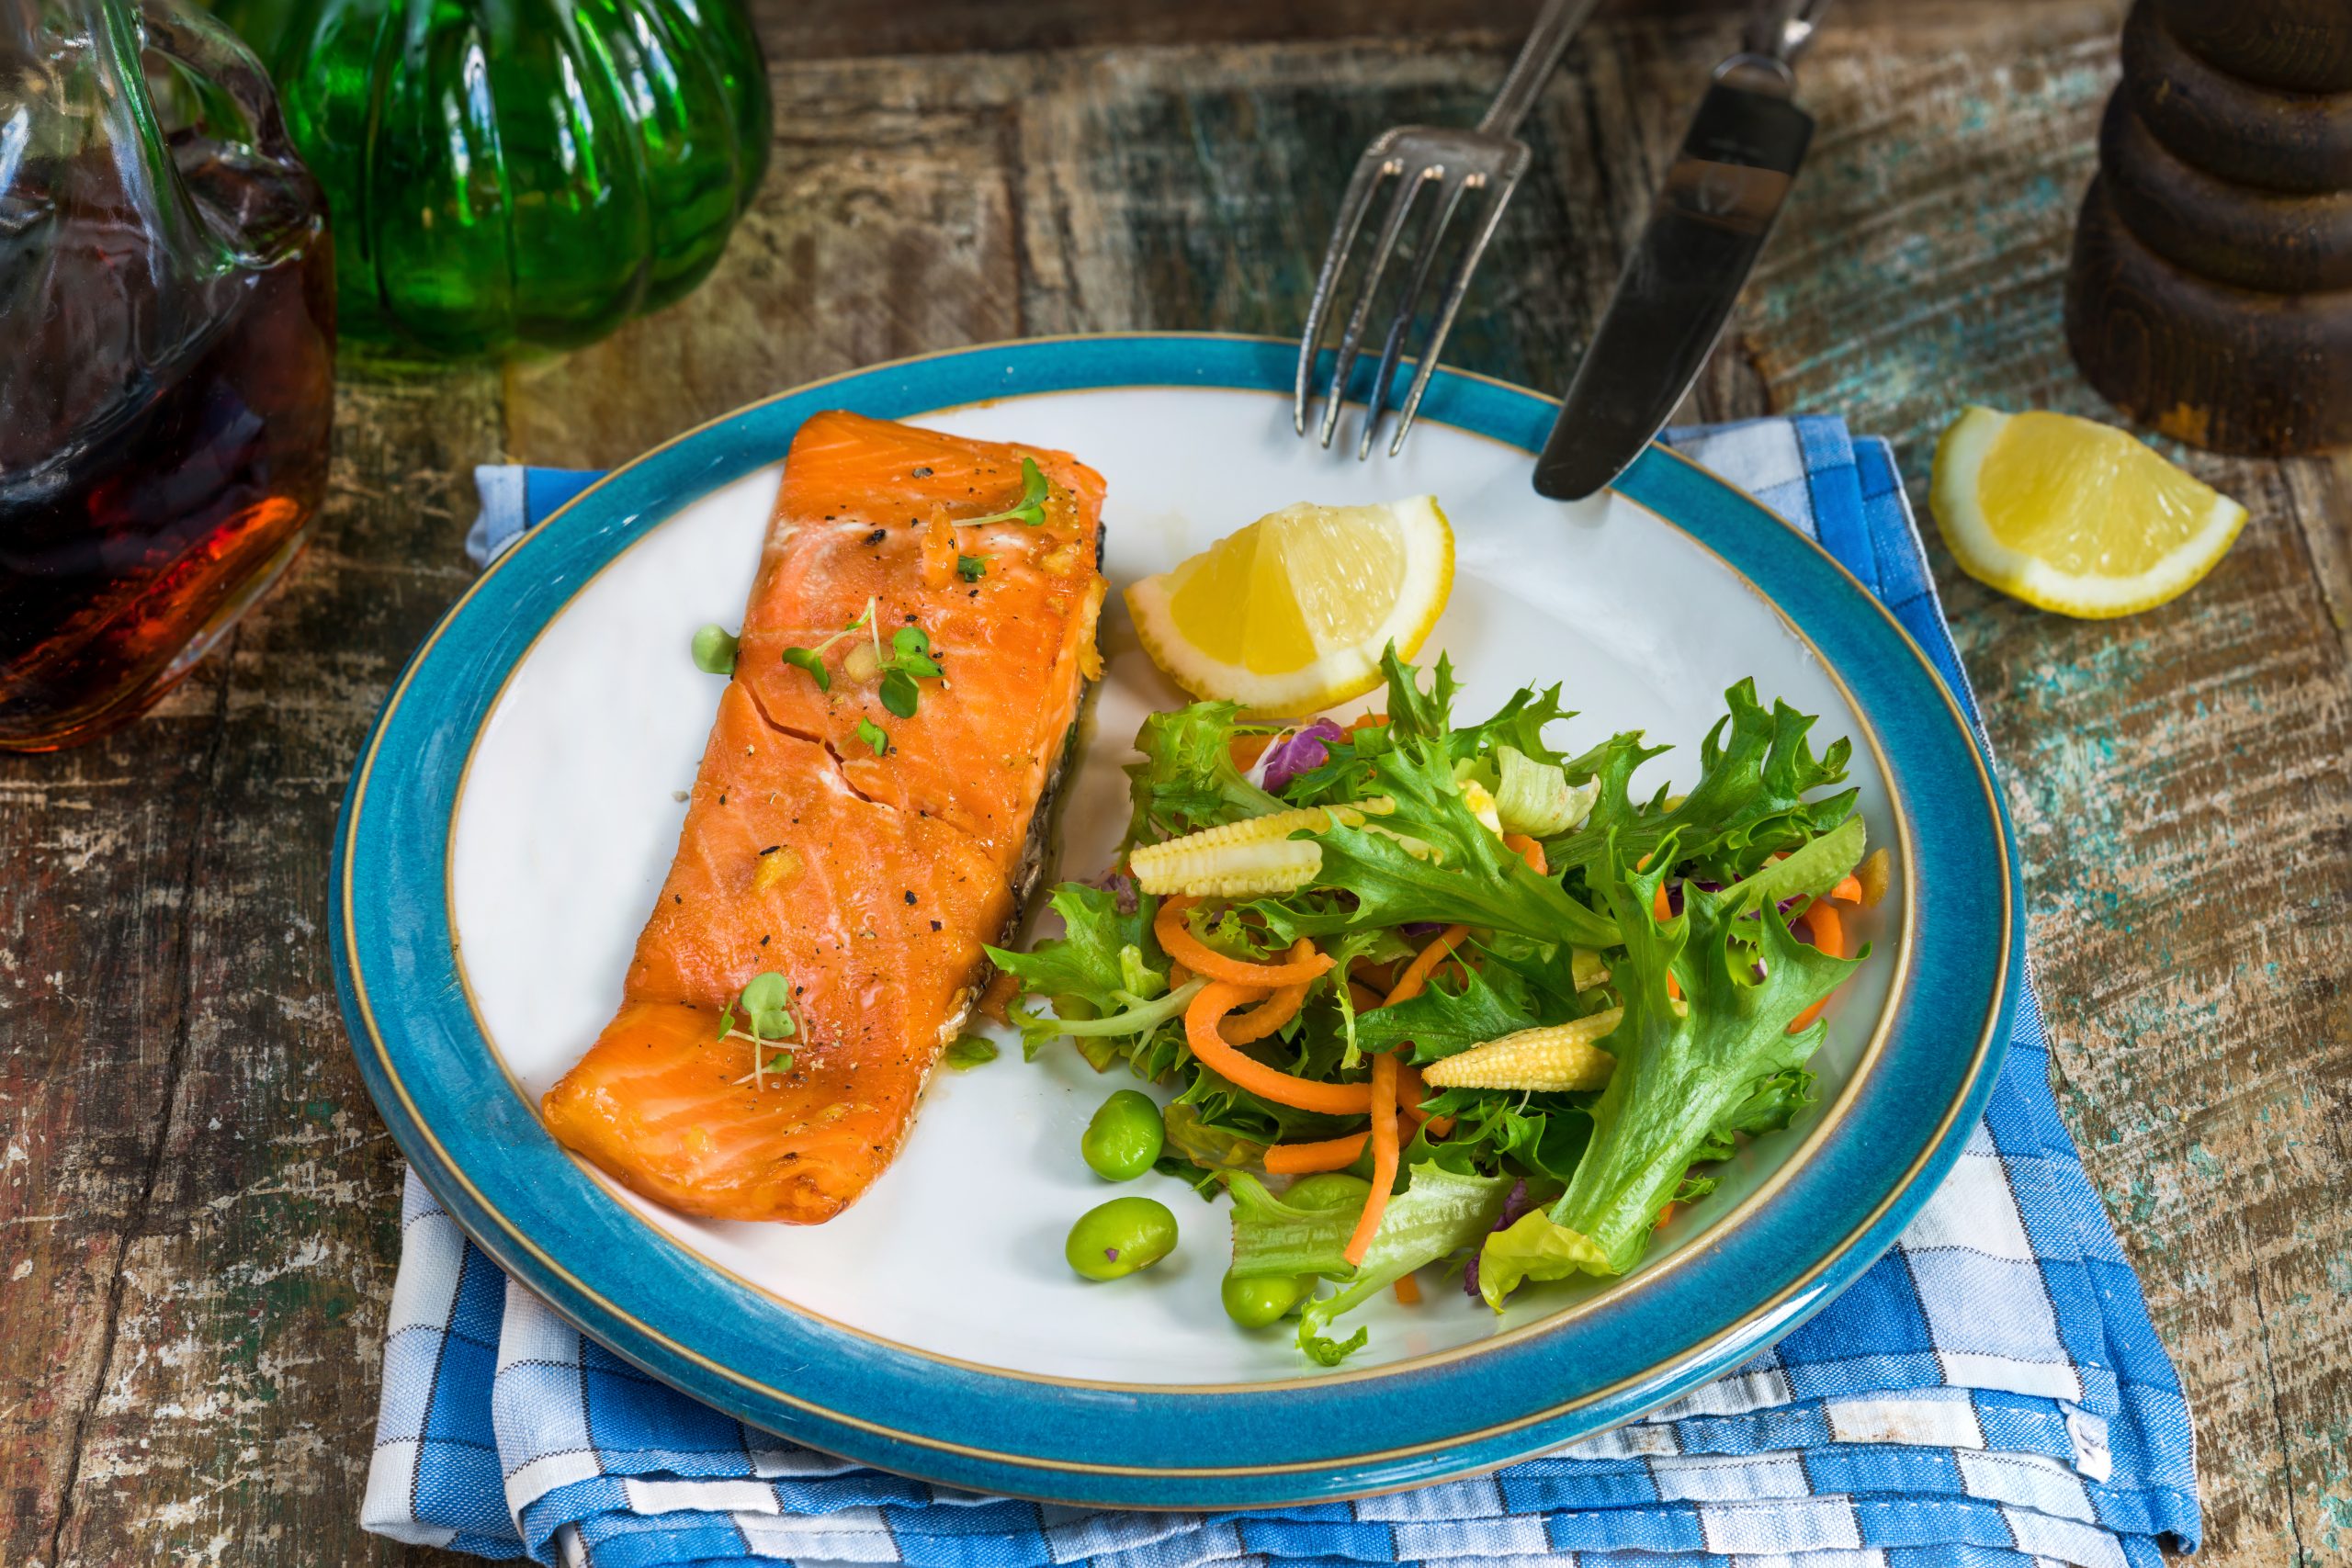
top-left (0, 0), bottom-right (334, 750)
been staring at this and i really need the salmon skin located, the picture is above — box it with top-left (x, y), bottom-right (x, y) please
top-left (542, 412), bottom-right (1108, 1223)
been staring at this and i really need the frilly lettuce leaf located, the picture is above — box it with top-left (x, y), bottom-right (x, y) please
top-left (982, 886), bottom-right (1169, 1057)
top-left (1173, 1060), bottom-right (1362, 1147)
top-left (1476, 829), bottom-right (1861, 1302)
top-left (1228, 1163), bottom-right (1517, 1364)
top-left (1349, 952), bottom-right (1544, 1065)
top-left (1267, 656), bottom-right (1619, 947)
top-left (1721, 814), bottom-right (1866, 908)
top-left (1418, 1089), bottom-right (1592, 1187)
top-left (1545, 679), bottom-right (1859, 884)
top-left (1160, 1101), bottom-right (1268, 1175)
top-left (1476, 1209), bottom-right (1614, 1305)
top-left (1125, 701), bottom-right (1282, 842)
top-left (982, 884), bottom-right (1148, 1002)
top-left (1451, 678), bottom-right (1577, 771)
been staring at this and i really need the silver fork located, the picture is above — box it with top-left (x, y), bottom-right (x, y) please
top-left (1294, 0), bottom-right (1601, 458)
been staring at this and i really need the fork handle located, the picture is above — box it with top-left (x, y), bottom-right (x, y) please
top-left (1475, 0), bottom-right (1604, 138)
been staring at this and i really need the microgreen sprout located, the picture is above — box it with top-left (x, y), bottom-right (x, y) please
top-left (960, 457), bottom-right (1050, 527)
top-left (691, 624), bottom-right (738, 675)
top-left (943, 1035), bottom-right (998, 1071)
top-left (782, 598), bottom-right (943, 722)
top-left (780, 601), bottom-right (875, 693)
top-left (877, 624), bottom-right (944, 718)
top-left (718, 971), bottom-right (797, 1088)
top-left (956, 554), bottom-right (987, 581)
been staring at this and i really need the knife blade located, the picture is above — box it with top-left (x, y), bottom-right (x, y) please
top-left (1532, 54), bottom-right (1817, 501)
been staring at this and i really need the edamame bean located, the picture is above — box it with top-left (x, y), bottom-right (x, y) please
top-left (1080, 1089), bottom-right (1165, 1181)
top-left (1221, 1270), bottom-right (1309, 1328)
top-left (1065, 1196), bottom-right (1178, 1280)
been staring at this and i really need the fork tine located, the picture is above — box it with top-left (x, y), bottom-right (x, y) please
top-left (1295, 142), bottom-right (1400, 436)
top-left (1386, 153), bottom-right (1529, 457)
top-left (1317, 162), bottom-right (1440, 448)
top-left (1356, 173), bottom-right (1473, 459)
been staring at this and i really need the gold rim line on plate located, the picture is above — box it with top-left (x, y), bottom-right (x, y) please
top-left (345, 333), bottom-right (2013, 1483)
top-left (435, 380), bottom-right (1920, 1395)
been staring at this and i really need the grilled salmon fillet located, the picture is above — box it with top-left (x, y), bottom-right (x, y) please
top-left (541, 412), bottom-right (1108, 1223)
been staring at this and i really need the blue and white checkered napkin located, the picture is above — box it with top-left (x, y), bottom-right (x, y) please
top-left (373, 418), bottom-right (2200, 1568)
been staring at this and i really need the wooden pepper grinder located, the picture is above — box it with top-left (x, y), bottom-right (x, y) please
top-left (2065, 0), bottom-right (2352, 456)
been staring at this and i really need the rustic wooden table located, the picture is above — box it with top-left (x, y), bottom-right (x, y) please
top-left (4, 1), bottom-right (2346, 1562)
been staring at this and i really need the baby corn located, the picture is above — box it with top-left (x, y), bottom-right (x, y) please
top-left (1129, 805), bottom-right (1367, 898)
top-left (1422, 1010), bottom-right (1623, 1092)
top-left (1459, 777), bottom-right (1504, 835)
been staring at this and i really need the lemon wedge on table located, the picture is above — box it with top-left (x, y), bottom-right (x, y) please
top-left (1125, 497), bottom-right (1453, 717)
top-left (1929, 407), bottom-right (2247, 619)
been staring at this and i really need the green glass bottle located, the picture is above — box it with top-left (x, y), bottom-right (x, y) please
top-left (209, 0), bottom-right (771, 359)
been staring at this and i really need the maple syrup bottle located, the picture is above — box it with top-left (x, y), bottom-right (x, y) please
top-left (0, 0), bottom-right (334, 750)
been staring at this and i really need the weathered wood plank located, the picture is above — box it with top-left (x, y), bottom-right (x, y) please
top-left (0, 675), bottom-right (220, 1565)
top-left (506, 21), bottom-right (1745, 462)
top-left (0, 371), bottom-right (502, 1568)
top-left (737, 0), bottom-right (2118, 61)
top-left (503, 80), bottom-right (1031, 466)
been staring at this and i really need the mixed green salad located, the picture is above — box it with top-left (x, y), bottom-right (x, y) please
top-left (988, 649), bottom-right (1880, 1365)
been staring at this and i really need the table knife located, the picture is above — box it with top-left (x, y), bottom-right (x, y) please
top-left (1532, 0), bottom-right (1829, 501)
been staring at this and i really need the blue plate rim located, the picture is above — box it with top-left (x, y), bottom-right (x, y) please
top-left (333, 331), bottom-right (2022, 1508)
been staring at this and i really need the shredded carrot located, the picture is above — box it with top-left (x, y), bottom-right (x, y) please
top-left (1384, 924), bottom-right (1470, 1007)
top-left (1392, 1272), bottom-right (1422, 1305)
top-left (1263, 1132), bottom-right (1369, 1173)
top-left (1655, 1201), bottom-right (1677, 1230)
top-left (1186, 981), bottom-right (1374, 1114)
top-left (1221, 944), bottom-right (1316, 1043)
top-left (1347, 712), bottom-right (1390, 733)
top-left (1344, 1054), bottom-right (1401, 1265)
top-left (1501, 832), bottom-right (1548, 875)
top-left (1228, 732), bottom-right (1273, 772)
top-left (1168, 959), bottom-right (1192, 987)
top-left (1351, 956), bottom-right (1401, 993)
top-left (1394, 1057), bottom-right (1426, 1107)
top-left (1786, 900), bottom-right (1847, 1033)
top-left (978, 969), bottom-right (1020, 1025)
top-left (1156, 897), bottom-right (1334, 987)
top-left (1633, 850), bottom-right (1677, 922)
top-left (1348, 980), bottom-right (1385, 1013)
top-left (1827, 874), bottom-right (1863, 903)
top-left (1394, 1056), bottom-right (1454, 1139)
top-left (1638, 853), bottom-right (1684, 1001)
top-left (1374, 929), bottom-right (1471, 1134)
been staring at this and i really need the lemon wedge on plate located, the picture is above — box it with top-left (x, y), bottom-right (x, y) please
top-left (1126, 497), bottom-right (1453, 717)
top-left (1929, 407), bottom-right (2247, 618)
